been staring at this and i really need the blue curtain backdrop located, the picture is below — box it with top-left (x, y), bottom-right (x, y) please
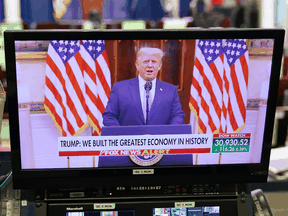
top-left (180, 0), bottom-right (192, 17)
top-left (21, 0), bottom-right (189, 24)
top-left (21, 0), bottom-right (82, 24)
top-left (61, 0), bottom-right (82, 20)
top-left (104, 0), bottom-right (166, 21)
top-left (130, 0), bottom-right (165, 21)
top-left (0, 0), bottom-right (4, 23)
top-left (103, 0), bottom-right (130, 20)
top-left (21, 0), bottom-right (54, 24)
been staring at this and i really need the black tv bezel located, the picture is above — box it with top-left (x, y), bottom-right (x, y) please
top-left (0, 152), bottom-right (11, 162)
top-left (4, 28), bottom-right (285, 189)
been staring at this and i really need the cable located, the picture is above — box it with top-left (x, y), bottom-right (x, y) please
top-left (251, 188), bottom-right (273, 216)
top-left (0, 170), bottom-right (12, 188)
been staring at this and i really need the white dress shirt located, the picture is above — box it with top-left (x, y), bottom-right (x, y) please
top-left (138, 75), bottom-right (156, 122)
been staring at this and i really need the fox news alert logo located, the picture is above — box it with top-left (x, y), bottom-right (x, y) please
top-left (130, 155), bottom-right (163, 166)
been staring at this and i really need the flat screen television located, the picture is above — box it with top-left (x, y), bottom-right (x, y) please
top-left (4, 28), bottom-right (284, 189)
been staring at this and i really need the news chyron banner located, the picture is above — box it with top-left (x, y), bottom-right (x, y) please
top-left (58, 133), bottom-right (251, 157)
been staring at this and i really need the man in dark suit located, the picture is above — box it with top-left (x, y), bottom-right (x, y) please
top-left (103, 47), bottom-right (185, 126)
top-left (101, 47), bottom-right (192, 167)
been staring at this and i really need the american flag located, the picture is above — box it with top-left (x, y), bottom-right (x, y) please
top-left (44, 40), bottom-right (111, 136)
top-left (190, 39), bottom-right (224, 134)
top-left (190, 39), bottom-right (249, 134)
top-left (222, 39), bottom-right (249, 132)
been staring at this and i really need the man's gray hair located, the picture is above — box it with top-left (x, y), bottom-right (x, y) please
top-left (136, 47), bottom-right (164, 61)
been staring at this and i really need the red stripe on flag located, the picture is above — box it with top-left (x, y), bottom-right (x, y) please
top-left (190, 93), bottom-right (199, 115)
top-left (210, 61), bottom-right (223, 94)
top-left (230, 64), bottom-right (246, 120)
top-left (239, 55), bottom-right (249, 87)
top-left (96, 59), bottom-right (111, 98)
top-left (102, 50), bottom-right (110, 68)
top-left (227, 99), bottom-right (238, 131)
top-left (222, 103), bottom-right (227, 119)
top-left (92, 130), bottom-right (100, 136)
top-left (220, 53), bottom-right (224, 62)
top-left (219, 126), bottom-right (223, 133)
top-left (200, 97), bottom-right (217, 132)
top-left (82, 59), bottom-right (96, 83)
top-left (223, 71), bottom-right (229, 96)
top-left (222, 71), bottom-right (229, 120)
top-left (85, 84), bottom-right (105, 113)
top-left (74, 52), bottom-right (85, 76)
top-left (191, 79), bottom-right (207, 133)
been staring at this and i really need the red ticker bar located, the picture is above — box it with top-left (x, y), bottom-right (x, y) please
top-left (213, 133), bottom-right (251, 138)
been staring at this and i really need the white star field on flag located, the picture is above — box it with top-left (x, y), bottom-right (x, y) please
top-left (198, 39), bottom-right (223, 64)
top-left (224, 39), bottom-right (248, 66)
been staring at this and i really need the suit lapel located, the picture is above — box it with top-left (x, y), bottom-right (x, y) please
top-left (149, 79), bottom-right (163, 122)
top-left (129, 77), bottom-right (145, 124)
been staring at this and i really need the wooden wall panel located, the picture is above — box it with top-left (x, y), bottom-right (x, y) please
top-left (180, 39), bottom-right (196, 124)
top-left (105, 40), bottom-right (115, 84)
top-left (82, 0), bottom-right (103, 20)
top-left (162, 40), bottom-right (182, 87)
top-left (117, 40), bottom-right (137, 82)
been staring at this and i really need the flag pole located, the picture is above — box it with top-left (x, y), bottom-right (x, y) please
top-left (218, 153), bottom-right (222, 164)
top-left (67, 157), bottom-right (70, 168)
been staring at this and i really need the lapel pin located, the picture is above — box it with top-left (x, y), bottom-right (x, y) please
top-left (160, 88), bottom-right (163, 91)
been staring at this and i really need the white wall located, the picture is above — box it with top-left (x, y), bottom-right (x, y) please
top-left (17, 55), bottom-right (97, 169)
top-left (260, 0), bottom-right (275, 28)
top-left (4, 0), bottom-right (21, 24)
